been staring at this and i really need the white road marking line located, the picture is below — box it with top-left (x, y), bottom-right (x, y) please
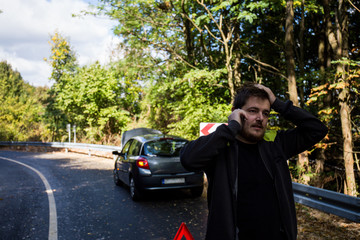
top-left (0, 156), bottom-right (58, 240)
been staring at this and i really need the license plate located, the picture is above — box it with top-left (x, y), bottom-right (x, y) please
top-left (162, 178), bottom-right (185, 184)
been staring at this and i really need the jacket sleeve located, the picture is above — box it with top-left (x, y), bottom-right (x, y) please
top-left (272, 99), bottom-right (328, 158)
top-left (180, 120), bottom-right (240, 172)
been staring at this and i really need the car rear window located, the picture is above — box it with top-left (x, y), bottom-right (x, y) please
top-left (143, 139), bottom-right (187, 157)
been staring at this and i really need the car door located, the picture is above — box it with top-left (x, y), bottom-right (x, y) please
top-left (118, 139), bottom-right (133, 184)
top-left (127, 140), bottom-right (142, 175)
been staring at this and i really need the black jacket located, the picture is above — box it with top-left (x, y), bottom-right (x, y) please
top-left (180, 99), bottom-right (328, 240)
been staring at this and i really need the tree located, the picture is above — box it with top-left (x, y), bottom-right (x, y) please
top-left (45, 32), bottom-right (78, 141)
top-left (91, 0), bottom-right (281, 100)
top-left (0, 61), bottom-right (48, 141)
top-left (306, 0), bottom-right (359, 196)
top-left (284, 0), bottom-right (311, 183)
top-left (54, 62), bottom-right (141, 143)
top-left (323, 0), bottom-right (356, 196)
top-left (143, 68), bottom-right (230, 139)
top-left (46, 32), bottom-right (77, 84)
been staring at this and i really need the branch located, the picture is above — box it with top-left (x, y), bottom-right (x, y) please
top-left (245, 54), bottom-right (281, 73)
top-left (181, 5), bottom-right (203, 33)
top-left (152, 39), bottom-right (198, 69)
top-left (182, 13), bottom-right (216, 66)
top-left (197, 0), bottom-right (226, 44)
top-left (229, 29), bottom-right (238, 57)
top-left (204, 25), bottom-right (223, 44)
top-left (245, 54), bottom-right (288, 80)
top-left (179, 1), bottom-right (217, 66)
top-left (348, 0), bottom-right (360, 12)
top-left (129, 29), bottom-right (198, 69)
top-left (256, 65), bottom-right (288, 80)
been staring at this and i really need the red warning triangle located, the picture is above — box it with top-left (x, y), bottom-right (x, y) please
top-left (173, 222), bottom-right (194, 240)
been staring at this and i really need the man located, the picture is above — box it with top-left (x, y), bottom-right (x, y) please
top-left (180, 83), bottom-right (328, 240)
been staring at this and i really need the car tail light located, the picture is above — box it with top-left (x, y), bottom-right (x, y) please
top-left (136, 157), bottom-right (150, 169)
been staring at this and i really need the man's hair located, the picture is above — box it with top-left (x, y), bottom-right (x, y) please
top-left (233, 82), bottom-right (270, 109)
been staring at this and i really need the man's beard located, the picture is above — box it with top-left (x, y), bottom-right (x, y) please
top-left (240, 127), bottom-right (265, 143)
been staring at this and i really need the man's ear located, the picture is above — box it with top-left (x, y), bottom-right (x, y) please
top-left (231, 106), bottom-right (235, 111)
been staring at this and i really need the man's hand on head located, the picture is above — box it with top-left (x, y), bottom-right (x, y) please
top-left (255, 84), bottom-right (276, 105)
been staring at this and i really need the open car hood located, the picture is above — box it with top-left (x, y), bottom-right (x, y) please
top-left (121, 128), bottom-right (162, 148)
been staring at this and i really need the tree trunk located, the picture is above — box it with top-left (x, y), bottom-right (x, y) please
top-left (314, 11), bottom-right (329, 186)
top-left (227, 63), bottom-right (235, 101)
top-left (233, 22), bottom-right (242, 89)
top-left (338, 0), bottom-right (357, 196)
top-left (285, 0), bottom-right (299, 107)
top-left (298, 0), bottom-right (305, 108)
top-left (323, 0), bottom-right (357, 196)
top-left (224, 34), bottom-right (235, 101)
top-left (285, 0), bottom-right (309, 182)
top-left (183, 16), bottom-right (194, 66)
top-left (339, 87), bottom-right (356, 195)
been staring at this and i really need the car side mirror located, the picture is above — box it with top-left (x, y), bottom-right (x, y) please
top-left (112, 151), bottom-right (121, 155)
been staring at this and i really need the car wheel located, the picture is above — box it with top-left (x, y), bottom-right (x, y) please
top-left (190, 186), bottom-right (204, 198)
top-left (129, 176), bottom-right (142, 201)
top-left (113, 169), bottom-right (122, 186)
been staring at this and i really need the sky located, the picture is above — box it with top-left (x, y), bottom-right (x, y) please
top-left (0, 0), bottom-right (120, 87)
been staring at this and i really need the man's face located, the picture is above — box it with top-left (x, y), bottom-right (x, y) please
top-left (238, 96), bottom-right (270, 144)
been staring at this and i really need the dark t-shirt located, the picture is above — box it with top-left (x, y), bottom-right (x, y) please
top-left (237, 140), bottom-right (283, 239)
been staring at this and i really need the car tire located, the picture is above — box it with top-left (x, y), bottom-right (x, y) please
top-left (130, 176), bottom-right (142, 201)
top-left (190, 186), bottom-right (204, 198)
top-left (113, 169), bottom-right (122, 186)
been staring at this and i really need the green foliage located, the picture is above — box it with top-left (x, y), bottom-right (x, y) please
top-left (235, 1), bottom-right (270, 23)
top-left (45, 32), bottom-right (78, 83)
top-left (52, 62), bottom-right (142, 143)
top-left (144, 68), bottom-right (231, 140)
top-left (0, 61), bottom-right (48, 141)
top-left (45, 32), bottom-right (78, 141)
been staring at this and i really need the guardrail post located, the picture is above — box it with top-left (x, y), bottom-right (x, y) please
top-left (73, 125), bottom-right (76, 143)
top-left (88, 149), bottom-right (91, 157)
top-left (67, 124), bottom-right (71, 143)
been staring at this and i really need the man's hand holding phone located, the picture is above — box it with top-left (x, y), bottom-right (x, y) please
top-left (228, 109), bottom-right (248, 127)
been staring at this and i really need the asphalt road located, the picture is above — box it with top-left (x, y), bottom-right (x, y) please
top-left (0, 150), bottom-right (208, 240)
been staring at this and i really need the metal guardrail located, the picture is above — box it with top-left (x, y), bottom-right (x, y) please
top-left (293, 182), bottom-right (360, 223)
top-left (0, 141), bottom-right (359, 223)
top-left (0, 141), bottom-right (122, 157)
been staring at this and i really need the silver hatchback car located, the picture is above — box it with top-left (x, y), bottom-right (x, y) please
top-left (112, 128), bottom-right (204, 201)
